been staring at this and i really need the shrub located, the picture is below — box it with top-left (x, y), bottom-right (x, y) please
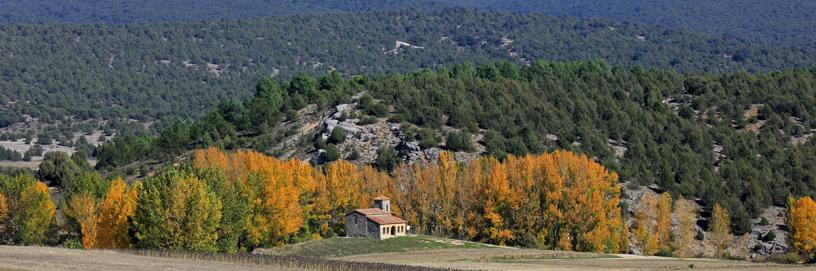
top-left (655, 249), bottom-right (674, 257)
top-left (762, 231), bottom-right (776, 242)
top-left (445, 131), bottom-right (475, 152)
top-left (324, 144), bottom-right (341, 162)
top-left (328, 129), bottom-right (347, 144)
top-left (365, 103), bottom-right (389, 117)
top-left (358, 116), bottom-right (377, 125)
top-left (764, 252), bottom-right (802, 264)
top-left (348, 149), bottom-right (361, 160)
top-left (375, 147), bottom-right (399, 171)
top-left (285, 110), bottom-right (299, 121)
top-left (416, 129), bottom-right (439, 149)
top-left (63, 238), bottom-right (83, 249)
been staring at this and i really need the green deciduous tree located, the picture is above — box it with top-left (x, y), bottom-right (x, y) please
top-left (133, 168), bottom-right (222, 252)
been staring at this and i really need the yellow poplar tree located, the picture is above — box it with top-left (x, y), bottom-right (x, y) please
top-left (166, 176), bottom-right (222, 251)
top-left (635, 193), bottom-right (659, 255)
top-left (656, 192), bottom-right (672, 252)
top-left (0, 191), bottom-right (8, 231)
top-left (710, 203), bottom-right (731, 257)
top-left (19, 182), bottom-right (56, 245)
top-left (673, 197), bottom-right (697, 257)
top-left (63, 193), bottom-right (97, 248)
top-left (484, 159), bottom-right (513, 245)
top-left (133, 170), bottom-right (222, 252)
top-left (95, 179), bottom-right (138, 249)
top-left (434, 152), bottom-right (457, 236)
top-left (459, 161), bottom-right (482, 240)
top-left (787, 196), bottom-right (816, 259)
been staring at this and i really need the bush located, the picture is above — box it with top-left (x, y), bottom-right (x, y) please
top-left (445, 131), bottom-right (475, 152)
top-left (761, 231), bottom-right (776, 242)
top-left (63, 238), bottom-right (83, 249)
top-left (695, 231), bottom-right (705, 241)
top-left (416, 129), bottom-right (439, 149)
top-left (419, 138), bottom-right (438, 149)
top-left (358, 116), bottom-right (377, 125)
top-left (328, 129), bottom-right (347, 144)
top-left (348, 149), bottom-right (361, 160)
top-left (285, 110), bottom-right (299, 121)
top-left (365, 103), bottom-right (389, 117)
top-left (655, 249), bottom-right (674, 257)
top-left (759, 217), bottom-right (769, 226)
top-left (324, 144), bottom-right (341, 162)
top-left (764, 252), bottom-right (802, 264)
top-left (375, 147), bottom-right (399, 171)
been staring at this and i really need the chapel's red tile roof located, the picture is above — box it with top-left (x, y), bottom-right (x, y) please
top-left (367, 214), bottom-right (407, 225)
top-left (347, 208), bottom-right (407, 225)
top-left (373, 195), bottom-right (390, 200)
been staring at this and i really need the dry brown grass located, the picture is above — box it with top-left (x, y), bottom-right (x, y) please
top-left (0, 244), bottom-right (812, 271)
top-left (339, 247), bottom-right (815, 271)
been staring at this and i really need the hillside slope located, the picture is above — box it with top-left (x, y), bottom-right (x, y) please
top-left (2, 1), bottom-right (814, 45)
top-left (439, 0), bottom-right (816, 45)
top-left (1, 9), bottom-right (814, 131)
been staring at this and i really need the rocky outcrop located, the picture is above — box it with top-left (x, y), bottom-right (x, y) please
top-left (308, 98), bottom-right (483, 166)
top-left (622, 182), bottom-right (790, 258)
top-left (746, 207), bottom-right (789, 256)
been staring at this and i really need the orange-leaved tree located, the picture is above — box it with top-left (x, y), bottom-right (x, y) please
top-left (787, 196), bottom-right (816, 260)
top-left (0, 191), bottom-right (8, 232)
top-left (553, 150), bottom-right (624, 253)
top-left (95, 178), bottom-right (139, 249)
top-left (63, 193), bottom-right (97, 248)
top-left (483, 158), bottom-right (514, 246)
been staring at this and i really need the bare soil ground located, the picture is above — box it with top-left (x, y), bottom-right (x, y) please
top-left (0, 246), bottom-right (306, 271)
top-left (338, 248), bottom-right (814, 271)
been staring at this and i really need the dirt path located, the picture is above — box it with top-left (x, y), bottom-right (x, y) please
top-left (0, 246), bottom-right (305, 271)
top-left (338, 248), bottom-right (814, 271)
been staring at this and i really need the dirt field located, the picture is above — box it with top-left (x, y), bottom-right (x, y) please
top-left (0, 246), bottom-right (306, 271)
top-left (339, 248), bottom-right (814, 271)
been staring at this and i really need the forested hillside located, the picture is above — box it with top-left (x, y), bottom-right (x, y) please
top-left (439, 0), bottom-right (816, 45)
top-left (1, 9), bottom-right (815, 130)
top-left (94, 60), bottom-right (816, 236)
top-left (2, 0), bottom-right (814, 45)
top-left (0, 0), bottom-right (446, 24)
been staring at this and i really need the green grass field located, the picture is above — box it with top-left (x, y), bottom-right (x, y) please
top-left (275, 235), bottom-right (491, 257)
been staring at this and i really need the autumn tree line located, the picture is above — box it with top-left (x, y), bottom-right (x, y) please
top-left (1, 148), bottom-right (815, 261)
